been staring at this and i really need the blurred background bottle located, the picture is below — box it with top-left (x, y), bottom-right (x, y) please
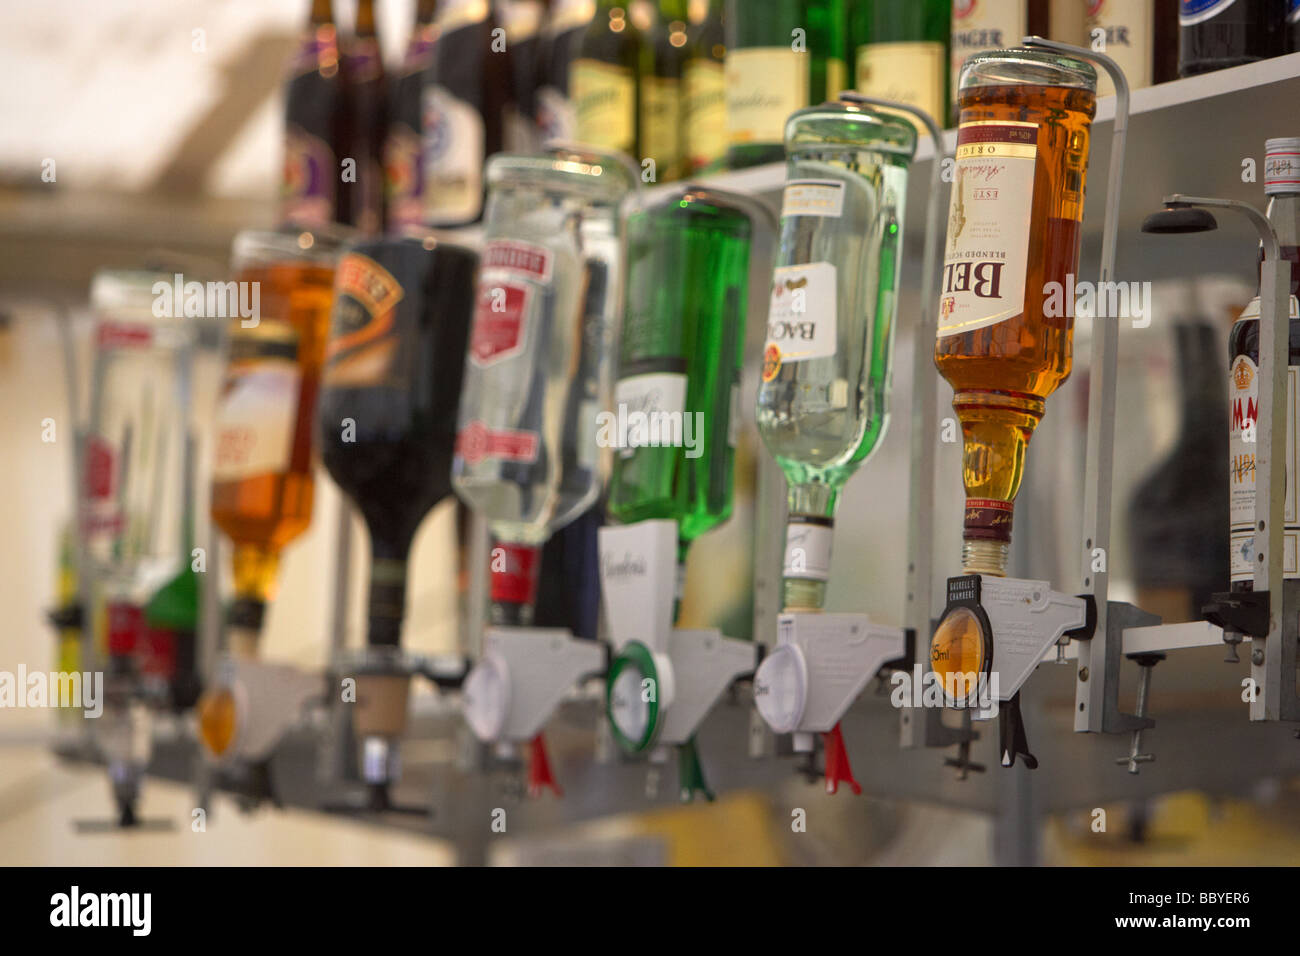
top-left (341, 0), bottom-right (386, 235)
top-left (572, 0), bottom-right (645, 157)
top-left (503, 0), bottom-right (551, 153)
top-left (1179, 0), bottom-right (1289, 76)
top-left (851, 0), bottom-right (951, 127)
top-left (282, 0), bottom-right (348, 228)
top-left (537, 0), bottom-right (596, 143)
top-left (725, 0), bottom-right (812, 168)
top-left (1087, 0), bottom-right (1180, 97)
top-left (643, 1), bottom-right (691, 182)
top-left (948, 1), bottom-right (1050, 125)
top-left (424, 0), bottom-right (510, 226)
top-left (683, 0), bottom-right (726, 173)
top-left (385, 0), bottom-right (438, 231)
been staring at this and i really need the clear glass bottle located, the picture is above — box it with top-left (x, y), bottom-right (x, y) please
top-left (452, 145), bottom-right (636, 625)
top-left (933, 48), bottom-right (1097, 578)
top-left (756, 99), bottom-right (917, 610)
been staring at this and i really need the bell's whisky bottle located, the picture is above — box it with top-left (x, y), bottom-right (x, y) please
top-left (756, 100), bottom-right (917, 610)
top-left (934, 48), bottom-right (1097, 577)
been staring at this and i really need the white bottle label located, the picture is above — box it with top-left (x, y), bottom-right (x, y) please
top-left (855, 40), bottom-right (945, 126)
top-left (937, 120), bottom-right (1038, 338)
top-left (1088, 0), bottom-right (1155, 96)
top-left (950, 0), bottom-right (1027, 103)
top-left (1228, 295), bottom-right (1300, 583)
top-left (213, 362), bottom-right (300, 482)
top-left (423, 84), bottom-right (485, 224)
top-left (614, 372), bottom-right (688, 455)
top-left (725, 47), bottom-right (808, 147)
top-left (782, 180), bottom-right (845, 219)
top-left (783, 520), bottom-right (834, 582)
top-left (764, 263), bottom-right (838, 376)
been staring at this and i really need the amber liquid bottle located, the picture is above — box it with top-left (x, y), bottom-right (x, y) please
top-left (934, 48), bottom-right (1096, 577)
top-left (210, 229), bottom-right (342, 652)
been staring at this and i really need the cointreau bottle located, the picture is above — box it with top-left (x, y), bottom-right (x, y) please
top-left (934, 48), bottom-right (1097, 577)
top-left (210, 228), bottom-right (342, 653)
top-left (756, 99), bottom-right (917, 610)
top-left (452, 147), bottom-right (636, 625)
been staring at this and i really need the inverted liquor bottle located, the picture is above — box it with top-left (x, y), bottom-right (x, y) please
top-left (934, 48), bottom-right (1097, 577)
top-left (683, 0), bottom-right (726, 173)
top-left (756, 100), bottom-right (917, 611)
top-left (82, 271), bottom-right (197, 668)
top-left (317, 236), bottom-right (478, 648)
top-left (282, 0), bottom-right (347, 228)
top-left (385, 0), bottom-right (438, 231)
top-left (572, 0), bottom-right (646, 157)
top-left (607, 186), bottom-right (755, 577)
top-left (851, 0), bottom-right (950, 126)
top-left (423, 0), bottom-right (511, 227)
top-left (452, 146), bottom-right (636, 626)
top-left (1179, 0), bottom-right (1289, 76)
top-left (536, 0), bottom-right (597, 143)
top-left (1227, 135), bottom-right (1300, 591)
top-left (210, 228), bottom-right (343, 654)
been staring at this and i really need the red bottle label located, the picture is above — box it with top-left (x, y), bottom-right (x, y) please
top-left (490, 543), bottom-right (541, 606)
top-left (456, 420), bottom-right (539, 466)
top-left (964, 497), bottom-right (1014, 543)
top-left (469, 280), bottom-right (530, 365)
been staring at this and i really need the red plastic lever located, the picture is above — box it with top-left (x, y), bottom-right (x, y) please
top-left (527, 734), bottom-right (562, 798)
top-left (823, 723), bottom-right (862, 795)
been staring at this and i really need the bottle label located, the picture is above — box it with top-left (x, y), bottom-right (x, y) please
top-left (826, 57), bottom-right (848, 100)
top-left (1087, 1), bottom-right (1155, 95)
top-left (1179, 0), bottom-right (1238, 27)
top-left (965, 497), bottom-right (1014, 543)
top-left (764, 263), bottom-right (837, 380)
top-left (1265, 145), bottom-right (1300, 195)
top-left (855, 41), bottom-right (945, 127)
top-left (213, 322), bottom-right (301, 483)
top-left (725, 47), bottom-right (808, 147)
top-left (469, 240), bottom-right (552, 366)
top-left (1291, 0), bottom-right (1300, 24)
top-left (782, 179), bottom-right (845, 218)
top-left (281, 124), bottom-right (336, 228)
top-left (572, 59), bottom-right (636, 153)
top-left (950, 0), bottom-right (1026, 104)
top-left (783, 519), bottom-right (833, 581)
top-left (642, 75), bottom-right (683, 178)
top-left (613, 372), bottom-right (688, 455)
top-left (537, 86), bottom-right (577, 143)
top-left (423, 84), bottom-right (485, 223)
top-left (1228, 296), bottom-right (1300, 583)
top-left (937, 120), bottom-right (1038, 338)
top-left (490, 541), bottom-right (541, 605)
top-left (684, 58), bottom-right (726, 171)
top-left (457, 420), bottom-right (540, 465)
top-left (324, 253), bottom-right (407, 388)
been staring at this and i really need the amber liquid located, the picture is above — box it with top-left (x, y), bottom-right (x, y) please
top-left (210, 261), bottom-right (335, 607)
top-left (934, 82), bottom-right (1094, 573)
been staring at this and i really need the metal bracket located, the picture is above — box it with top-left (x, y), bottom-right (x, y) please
top-left (1074, 601), bottom-right (1158, 735)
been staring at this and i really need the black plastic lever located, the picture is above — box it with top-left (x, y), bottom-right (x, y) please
top-left (999, 692), bottom-right (1038, 770)
top-left (1202, 589), bottom-right (1270, 638)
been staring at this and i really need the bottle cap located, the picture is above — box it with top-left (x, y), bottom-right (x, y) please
top-left (1265, 137), bottom-right (1300, 196)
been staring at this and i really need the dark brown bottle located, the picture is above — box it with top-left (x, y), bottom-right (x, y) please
top-left (342, 0), bottom-right (387, 235)
top-left (536, 0), bottom-right (593, 143)
top-left (317, 236), bottom-right (479, 646)
top-left (502, 0), bottom-right (550, 152)
top-left (386, 0), bottom-right (439, 231)
top-left (424, 0), bottom-right (513, 226)
top-left (1179, 0), bottom-right (1288, 76)
top-left (282, 0), bottom-right (348, 227)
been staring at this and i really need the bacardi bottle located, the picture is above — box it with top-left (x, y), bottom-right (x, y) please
top-left (756, 100), bottom-right (917, 610)
top-left (210, 228), bottom-right (343, 653)
top-left (934, 48), bottom-right (1097, 577)
top-left (607, 186), bottom-right (757, 571)
top-left (452, 146), bottom-right (636, 625)
top-left (1228, 136), bottom-right (1300, 590)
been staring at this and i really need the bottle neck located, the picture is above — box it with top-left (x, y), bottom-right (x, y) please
top-left (489, 541), bottom-right (542, 628)
top-left (310, 0), bottom-right (334, 27)
top-left (1174, 322), bottom-right (1226, 440)
top-left (356, 0), bottom-right (378, 37)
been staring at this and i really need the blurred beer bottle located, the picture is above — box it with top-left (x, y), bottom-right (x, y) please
top-left (342, 0), bottom-right (387, 235)
top-left (386, 0), bottom-right (439, 231)
top-left (282, 0), bottom-right (348, 228)
top-left (424, 0), bottom-right (511, 227)
top-left (642, 1), bottom-right (690, 182)
top-left (503, 0), bottom-right (551, 152)
top-left (683, 0), bottom-right (726, 173)
top-left (572, 1), bottom-right (646, 157)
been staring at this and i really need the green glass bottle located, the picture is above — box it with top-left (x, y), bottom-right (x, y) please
top-left (850, 0), bottom-right (950, 126)
top-left (643, 0), bottom-right (691, 181)
top-left (683, 0), bottom-right (726, 173)
top-left (725, 1), bottom-right (847, 168)
top-left (572, 1), bottom-right (647, 157)
top-left (606, 186), bottom-right (754, 568)
top-left (755, 99), bottom-right (917, 611)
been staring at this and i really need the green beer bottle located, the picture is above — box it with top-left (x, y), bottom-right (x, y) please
top-left (572, 0), bottom-right (647, 157)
